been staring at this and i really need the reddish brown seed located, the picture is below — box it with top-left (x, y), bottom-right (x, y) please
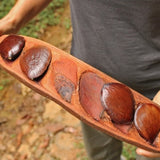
top-left (53, 58), bottom-right (77, 102)
top-left (0, 34), bottom-right (25, 60)
top-left (54, 74), bottom-right (75, 102)
top-left (134, 103), bottom-right (160, 143)
top-left (101, 83), bottom-right (135, 124)
top-left (20, 46), bottom-right (52, 80)
top-left (79, 72), bottom-right (105, 120)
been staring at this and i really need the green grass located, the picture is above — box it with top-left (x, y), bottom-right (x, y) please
top-left (122, 142), bottom-right (136, 160)
top-left (0, 0), bottom-right (67, 38)
top-left (0, 0), bottom-right (15, 18)
top-left (63, 17), bottom-right (71, 30)
top-left (0, 78), bottom-right (11, 91)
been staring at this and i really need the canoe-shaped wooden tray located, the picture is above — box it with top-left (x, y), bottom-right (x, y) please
top-left (0, 34), bottom-right (160, 153)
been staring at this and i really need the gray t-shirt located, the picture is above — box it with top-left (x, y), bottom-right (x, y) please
top-left (69, 0), bottom-right (160, 99)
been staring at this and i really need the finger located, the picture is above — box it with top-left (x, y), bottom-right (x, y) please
top-left (153, 90), bottom-right (160, 105)
top-left (0, 29), bottom-right (4, 36)
top-left (136, 148), bottom-right (160, 158)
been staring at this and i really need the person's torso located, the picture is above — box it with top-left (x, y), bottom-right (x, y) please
top-left (69, 0), bottom-right (160, 98)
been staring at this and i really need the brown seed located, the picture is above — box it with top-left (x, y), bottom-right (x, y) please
top-left (54, 74), bottom-right (75, 102)
top-left (79, 72), bottom-right (105, 120)
top-left (20, 46), bottom-right (52, 80)
top-left (134, 103), bottom-right (160, 143)
top-left (0, 34), bottom-right (25, 60)
top-left (101, 83), bottom-right (135, 124)
top-left (53, 58), bottom-right (77, 102)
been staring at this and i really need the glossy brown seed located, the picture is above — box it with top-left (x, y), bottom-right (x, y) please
top-left (134, 103), bottom-right (160, 143)
top-left (0, 35), bottom-right (25, 60)
top-left (101, 83), bottom-right (135, 124)
top-left (79, 72), bottom-right (105, 120)
top-left (53, 58), bottom-right (77, 102)
top-left (20, 46), bottom-right (52, 80)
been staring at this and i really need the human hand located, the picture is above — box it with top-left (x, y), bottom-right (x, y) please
top-left (136, 148), bottom-right (160, 158)
top-left (136, 91), bottom-right (160, 158)
top-left (0, 0), bottom-right (52, 36)
top-left (0, 14), bottom-right (20, 36)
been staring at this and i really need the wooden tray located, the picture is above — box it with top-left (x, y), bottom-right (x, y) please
top-left (0, 35), bottom-right (160, 153)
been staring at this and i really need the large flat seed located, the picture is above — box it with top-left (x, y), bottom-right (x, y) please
top-left (54, 74), bottom-right (75, 102)
top-left (134, 103), bottom-right (160, 143)
top-left (101, 83), bottom-right (135, 124)
top-left (53, 58), bottom-right (77, 102)
top-left (79, 72), bottom-right (105, 120)
top-left (20, 46), bottom-right (52, 80)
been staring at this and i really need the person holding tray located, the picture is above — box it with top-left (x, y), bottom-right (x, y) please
top-left (1, 0), bottom-right (160, 160)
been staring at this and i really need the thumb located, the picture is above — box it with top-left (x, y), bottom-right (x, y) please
top-left (136, 148), bottom-right (160, 158)
top-left (153, 91), bottom-right (160, 105)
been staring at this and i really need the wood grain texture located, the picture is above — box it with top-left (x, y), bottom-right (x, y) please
top-left (0, 35), bottom-right (160, 153)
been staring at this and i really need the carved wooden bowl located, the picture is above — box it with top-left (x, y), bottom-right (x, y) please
top-left (0, 34), bottom-right (160, 153)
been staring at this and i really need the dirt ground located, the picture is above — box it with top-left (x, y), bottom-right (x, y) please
top-left (0, 2), bottom-right (89, 160)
